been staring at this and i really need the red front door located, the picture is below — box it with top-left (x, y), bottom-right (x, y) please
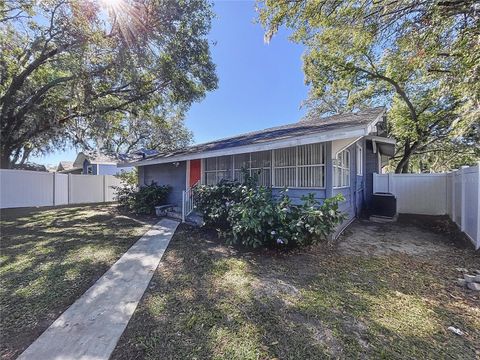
top-left (189, 159), bottom-right (201, 186)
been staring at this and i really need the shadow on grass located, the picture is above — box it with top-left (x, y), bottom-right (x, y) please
top-left (111, 224), bottom-right (479, 360)
top-left (0, 204), bottom-right (157, 360)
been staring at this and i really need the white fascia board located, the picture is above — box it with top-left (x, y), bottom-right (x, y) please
top-left (366, 109), bottom-right (387, 134)
top-left (331, 137), bottom-right (362, 157)
top-left (90, 161), bottom-right (118, 165)
top-left (365, 135), bottom-right (396, 145)
top-left (126, 126), bottom-right (370, 167)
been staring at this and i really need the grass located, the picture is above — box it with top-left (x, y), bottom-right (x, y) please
top-left (111, 221), bottom-right (480, 360)
top-left (0, 204), bottom-right (157, 360)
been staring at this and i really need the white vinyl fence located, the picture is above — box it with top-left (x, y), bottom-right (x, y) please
top-left (0, 169), bottom-right (122, 209)
top-left (373, 165), bottom-right (480, 249)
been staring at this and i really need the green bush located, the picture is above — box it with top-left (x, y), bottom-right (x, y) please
top-left (194, 179), bottom-right (243, 230)
top-left (115, 181), bottom-right (171, 215)
top-left (195, 178), bottom-right (346, 248)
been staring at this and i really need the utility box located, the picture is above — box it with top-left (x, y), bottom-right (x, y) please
top-left (371, 193), bottom-right (397, 218)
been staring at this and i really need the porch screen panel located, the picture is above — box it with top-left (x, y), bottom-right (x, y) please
top-left (298, 143), bottom-right (325, 188)
top-left (204, 156), bottom-right (232, 185)
top-left (274, 147), bottom-right (296, 187)
top-left (233, 153), bottom-right (249, 183)
top-left (273, 144), bottom-right (325, 188)
top-left (204, 158), bottom-right (217, 185)
top-left (216, 155), bottom-right (232, 183)
top-left (250, 151), bottom-right (271, 186)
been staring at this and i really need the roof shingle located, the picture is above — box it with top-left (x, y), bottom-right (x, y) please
top-left (146, 107), bottom-right (385, 161)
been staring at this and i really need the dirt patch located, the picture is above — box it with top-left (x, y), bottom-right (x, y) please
top-left (337, 219), bottom-right (472, 256)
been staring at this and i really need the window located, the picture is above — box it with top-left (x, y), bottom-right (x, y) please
top-left (86, 165), bottom-right (94, 175)
top-left (202, 143), bottom-right (326, 188)
top-left (204, 156), bottom-right (232, 185)
top-left (356, 144), bottom-right (363, 176)
top-left (333, 150), bottom-right (350, 188)
top-left (233, 151), bottom-right (271, 186)
top-left (273, 147), bottom-right (296, 187)
top-left (273, 143), bottom-right (325, 188)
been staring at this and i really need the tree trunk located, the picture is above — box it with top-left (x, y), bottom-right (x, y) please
top-left (0, 150), bottom-right (12, 169)
top-left (395, 140), bottom-right (422, 173)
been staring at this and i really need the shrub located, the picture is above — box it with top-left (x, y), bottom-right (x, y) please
top-left (195, 178), bottom-right (346, 248)
top-left (115, 181), bottom-right (171, 215)
top-left (194, 179), bottom-right (243, 230)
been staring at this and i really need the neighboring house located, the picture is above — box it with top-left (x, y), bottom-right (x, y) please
top-left (56, 161), bottom-right (82, 174)
top-left (121, 107), bottom-right (395, 231)
top-left (72, 152), bottom-right (135, 175)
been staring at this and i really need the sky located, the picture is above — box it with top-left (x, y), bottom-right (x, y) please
top-left (32, 0), bottom-right (309, 166)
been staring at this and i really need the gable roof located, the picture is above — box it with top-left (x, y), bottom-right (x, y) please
top-left (122, 107), bottom-right (386, 167)
top-left (57, 161), bottom-right (74, 171)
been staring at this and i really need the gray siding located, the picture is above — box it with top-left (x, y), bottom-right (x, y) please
top-left (98, 164), bottom-right (134, 175)
top-left (271, 188), bottom-right (327, 204)
top-left (139, 161), bottom-right (186, 207)
top-left (364, 140), bottom-right (379, 208)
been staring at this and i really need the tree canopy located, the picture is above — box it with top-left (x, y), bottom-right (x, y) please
top-left (0, 0), bottom-right (217, 168)
top-left (259, 0), bottom-right (479, 172)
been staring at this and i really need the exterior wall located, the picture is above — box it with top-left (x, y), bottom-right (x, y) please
top-left (97, 164), bottom-right (134, 175)
top-left (364, 139), bottom-right (379, 208)
top-left (82, 160), bottom-right (97, 175)
top-left (333, 141), bottom-right (363, 235)
top-left (271, 188), bottom-right (327, 204)
top-left (138, 161), bottom-right (187, 207)
top-left (83, 161), bottom-right (133, 176)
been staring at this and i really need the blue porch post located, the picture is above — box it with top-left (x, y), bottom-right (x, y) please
top-left (325, 141), bottom-right (333, 198)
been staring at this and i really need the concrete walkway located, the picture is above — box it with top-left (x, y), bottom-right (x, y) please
top-left (18, 218), bottom-right (179, 360)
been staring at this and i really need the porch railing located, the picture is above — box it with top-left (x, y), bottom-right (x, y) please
top-left (181, 181), bottom-right (199, 222)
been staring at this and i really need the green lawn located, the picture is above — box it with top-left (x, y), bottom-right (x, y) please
top-left (0, 205), bottom-right (157, 360)
top-left (111, 221), bottom-right (480, 360)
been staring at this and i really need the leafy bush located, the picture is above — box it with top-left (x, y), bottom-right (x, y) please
top-left (115, 168), bottom-right (138, 187)
top-left (115, 181), bottom-right (171, 215)
top-left (195, 177), bottom-right (346, 248)
top-left (194, 179), bottom-right (243, 230)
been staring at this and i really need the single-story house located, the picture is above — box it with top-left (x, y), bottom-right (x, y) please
top-left (121, 107), bottom-right (395, 231)
top-left (56, 161), bottom-right (82, 174)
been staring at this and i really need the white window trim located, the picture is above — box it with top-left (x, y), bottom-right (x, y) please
top-left (356, 143), bottom-right (363, 176)
top-left (333, 149), bottom-right (350, 189)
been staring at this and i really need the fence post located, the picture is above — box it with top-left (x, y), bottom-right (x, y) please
top-left (460, 166), bottom-right (466, 231)
top-left (67, 174), bottom-right (71, 204)
top-left (181, 190), bottom-right (186, 222)
top-left (477, 164), bottom-right (480, 248)
top-left (103, 176), bottom-right (106, 202)
top-left (52, 173), bottom-right (56, 206)
top-left (388, 173), bottom-right (394, 194)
